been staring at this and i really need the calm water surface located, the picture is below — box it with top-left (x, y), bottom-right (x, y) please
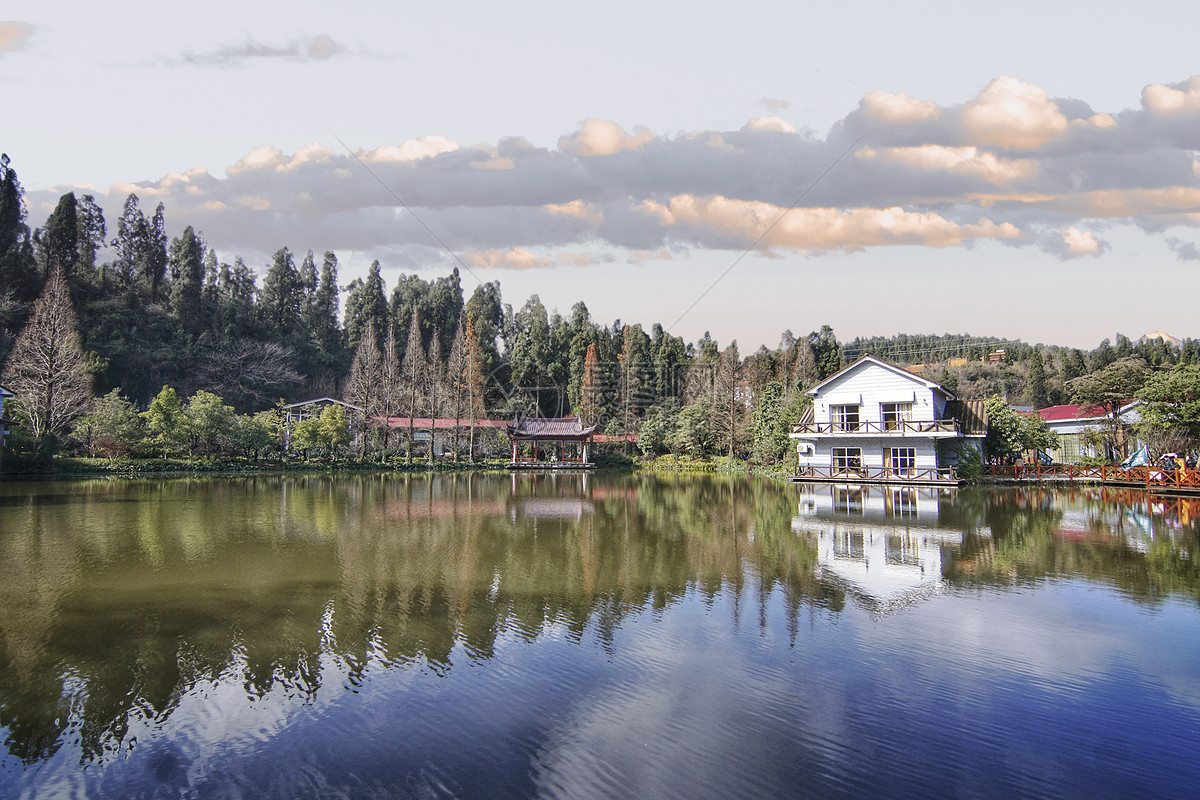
top-left (0, 473), bottom-right (1198, 799)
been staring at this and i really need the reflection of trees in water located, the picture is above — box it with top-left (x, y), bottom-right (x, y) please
top-left (6, 476), bottom-right (1197, 765)
top-left (0, 473), bottom-right (822, 764)
top-left (948, 487), bottom-right (1200, 604)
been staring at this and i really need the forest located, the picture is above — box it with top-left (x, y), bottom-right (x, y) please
top-left (2, 152), bottom-right (1199, 466)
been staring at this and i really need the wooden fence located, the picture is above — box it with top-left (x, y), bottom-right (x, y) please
top-left (986, 463), bottom-right (1200, 491)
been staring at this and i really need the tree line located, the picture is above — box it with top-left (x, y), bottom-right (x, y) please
top-left (2, 151), bottom-right (1199, 467)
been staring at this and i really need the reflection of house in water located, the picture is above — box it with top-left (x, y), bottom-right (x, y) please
top-left (507, 470), bottom-right (596, 523)
top-left (793, 484), bottom-right (964, 612)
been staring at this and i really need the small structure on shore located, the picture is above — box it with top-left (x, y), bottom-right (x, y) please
top-left (506, 415), bottom-right (597, 469)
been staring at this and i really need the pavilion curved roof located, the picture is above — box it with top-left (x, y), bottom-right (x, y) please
top-left (507, 415), bottom-right (597, 439)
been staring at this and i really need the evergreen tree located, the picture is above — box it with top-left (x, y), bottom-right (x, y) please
top-left (1027, 351), bottom-right (1048, 408)
top-left (344, 260), bottom-right (387, 351)
top-left (35, 193), bottom-right (79, 280)
top-left (311, 251), bottom-right (340, 353)
top-left (0, 153), bottom-right (38, 306)
top-left (169, 226), bottom-right (206, 333)
top-left (259, 246), bottom-right (303, 340)
top-left (74, 195), bottom-right (106, 279)
top-left (110, 193), bottom-right (148, 288)
top-left (146, 203), bottom-right (168, 298)
top-left (298, 250), bottom-right (318, 322)
top-left (809, 325), bottom-right (841, 380)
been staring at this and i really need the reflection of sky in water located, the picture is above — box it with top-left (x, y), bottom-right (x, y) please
top-left (2, 476), bottom-right (1200, 798)
top-left (4, 581), bottom-right (1197, 799)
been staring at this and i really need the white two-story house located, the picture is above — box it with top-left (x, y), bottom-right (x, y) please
top-left (789, 355), bottom-right (987, 483)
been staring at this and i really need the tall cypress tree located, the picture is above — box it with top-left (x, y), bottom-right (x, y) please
top-left (36, 193), bottom-right (80, 280)
top-left (0, 154), bottom-right (38, 305)
top-left (169, 226), bottom-right (205, 333)
top-left (260, 246), bottom-right (302, 340)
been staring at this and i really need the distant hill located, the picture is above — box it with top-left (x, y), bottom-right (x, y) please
top-left (840, 333), bottom-right (1017, 366)
top-left (1138, 330), bottom-right (1182, 348)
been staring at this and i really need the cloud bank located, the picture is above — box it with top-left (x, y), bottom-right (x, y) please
top-left (29, 74), bottom-right (1200, 268)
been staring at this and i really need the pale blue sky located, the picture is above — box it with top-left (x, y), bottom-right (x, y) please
top-left (3, 1), bottom-right (1199, 350)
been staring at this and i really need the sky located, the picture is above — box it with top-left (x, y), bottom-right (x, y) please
top-left (2, 1), bottom-right (1199, 352)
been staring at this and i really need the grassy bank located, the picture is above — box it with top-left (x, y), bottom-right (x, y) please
top-left (0, 455), bottom-right (517, 480)
top-left (637, 454), bottom-right (794, 481)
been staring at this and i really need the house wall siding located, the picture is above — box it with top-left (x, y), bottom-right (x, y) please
top-left (797, 438), bottom-right (941, 471)
top-left (813, 366), bottom-right (938, 424)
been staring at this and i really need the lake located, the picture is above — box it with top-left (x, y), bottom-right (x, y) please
top-left (1, 472), bottom-right (1198, 799)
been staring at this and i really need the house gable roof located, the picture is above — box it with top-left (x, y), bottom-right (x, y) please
top-left (0, 385), bottom-right (13, 398)
top-left (805, 355), bottom-right (953, 399)
top-left (1035, 401), bottom-right (1140, 423)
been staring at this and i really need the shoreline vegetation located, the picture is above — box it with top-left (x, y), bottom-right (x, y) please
top-left (0, 452), bottom-right (801, 481)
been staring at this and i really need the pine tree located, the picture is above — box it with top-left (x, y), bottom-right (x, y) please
top-left (260, 246), bottom-right (302, 340)
top-left (0, 153), bottom-right (38, 306)
top-left (146, 203), bottom-right (168, 299)
top-left (1, 267), bottom-right (93, 453)
top-left (36, 193), bottom-right (79, 280)
top-left (74, 195), bottom-right (106, 280)
top-left (110, 193), bottom-right (147, 288)
top-left (169, 226), bottom-right (206, 332)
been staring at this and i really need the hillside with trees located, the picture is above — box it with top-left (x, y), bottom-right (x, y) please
top-left (2, 152), bottom-right (1199, 468)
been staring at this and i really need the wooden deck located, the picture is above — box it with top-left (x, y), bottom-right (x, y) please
top-left (791, 466), bottom-right (962, 487)
top-left (507, 461), bottom-right (596, 471)
top-left (985, 464), bottom-right (1200, 494)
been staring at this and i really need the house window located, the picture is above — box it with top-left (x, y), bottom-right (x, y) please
top-left (889, 488), bottom-right (917, 517)
top-left (881, 402), bottom-right (913, 430)
top-left (886, 447), bottom-right (916, 475)
top-left (831, 404), bottom-right (860, 432)
top-left (833, 488), bottom-right (865, 517)
top-left (832, 447), bottom-right (863, 473)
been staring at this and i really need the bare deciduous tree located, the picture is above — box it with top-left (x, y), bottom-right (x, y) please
top-left (1, 267), bottom-right (93, 452)
top-left (196, 338), bottom-right (303, 410)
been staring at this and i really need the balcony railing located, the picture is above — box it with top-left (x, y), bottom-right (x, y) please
top-left (793, 465), bottom-right (960, 483)
top-left (791, 419), bottom-right (960, 436)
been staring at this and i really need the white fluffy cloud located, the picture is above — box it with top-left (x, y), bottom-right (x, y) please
top-left (1142, 76), bottom-right (1200, 115)
top-left (858, 145), bottom-right (1035, 185)
top-left (743, 116), bottom-right (797, 134)
top-left (1061, 227), bottom-right (1103, 258)
top-left (859, 90), bottom-right (941, 124)
top-left (963, 76), bottom-right (1069, 149)
top-left (558, 119), bottom-right (655, 157)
